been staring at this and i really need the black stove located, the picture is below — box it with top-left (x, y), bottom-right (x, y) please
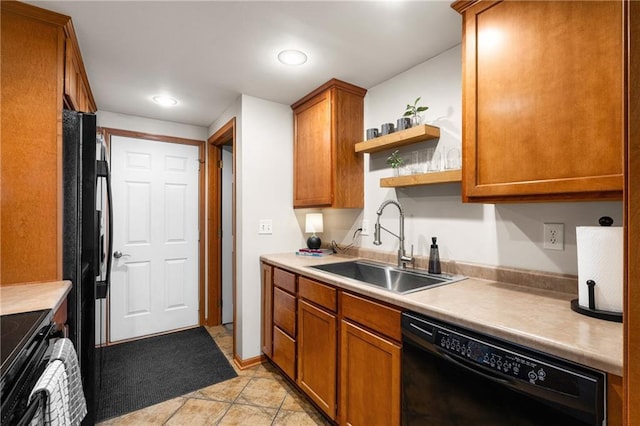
top-left (1, 310), bottom-right (52, 374)
top-left (1, 309), bottom-right (54, 425)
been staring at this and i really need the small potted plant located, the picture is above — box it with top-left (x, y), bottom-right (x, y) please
top-left (403, 97), bottom-right (429, 127)
top-left (386, 150), bottom-right (405, 176)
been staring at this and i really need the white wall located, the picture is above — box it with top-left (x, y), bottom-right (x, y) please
top-left (326, 44), bottom-right (623, 275)
top-left (98, 110), bottom-right (208, 141)
top-left (209, 95), bottom-right (300, 360)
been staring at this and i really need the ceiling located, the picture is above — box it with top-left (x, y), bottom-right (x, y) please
top-left (30, 1), bottom-right (462, 128)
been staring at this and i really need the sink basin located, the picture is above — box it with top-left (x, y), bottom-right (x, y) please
top-left (309, 260), bottom-right (466, 294)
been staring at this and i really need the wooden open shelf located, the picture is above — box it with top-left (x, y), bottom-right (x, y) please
top-left (354, 124), bottom-right (440, 154)
top-left (380, 169), bottom-right (462, 188)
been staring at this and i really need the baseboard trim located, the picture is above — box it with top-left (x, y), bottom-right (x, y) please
top-left (233, 353), bottom-right (266, 370)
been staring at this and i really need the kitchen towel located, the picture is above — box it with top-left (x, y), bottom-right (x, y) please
top-left (50, 338), bottom-right (87, 425)
top-left (576, 226), bottom-right (623, 313)
top-left (29, 360), bottom-right (71, 426)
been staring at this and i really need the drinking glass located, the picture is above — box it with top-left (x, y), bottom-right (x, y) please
top-left (428, 150), bottom-right (442, 172)
top-left (445, 147), bottom-right (461, 170)
top-left (411, 151), bottom-right (420, 174)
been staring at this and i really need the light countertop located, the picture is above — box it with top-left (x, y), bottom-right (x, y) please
top-left (0, 280), bottom-right (72, 315)
top-left (261, 253), bottom-right (623, 376)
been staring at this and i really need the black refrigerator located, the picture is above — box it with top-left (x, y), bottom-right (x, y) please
top-left (62, 110), bottom-right (112, 425)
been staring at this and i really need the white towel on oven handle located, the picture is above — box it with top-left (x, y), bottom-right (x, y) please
top-left (50, 338), bottom-right (87, 424)
top-left (29, 360), bottom-right (71, 426)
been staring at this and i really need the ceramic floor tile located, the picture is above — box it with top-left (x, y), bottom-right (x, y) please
top-left (235, 377), bottom-right (288, 408)
top-left (280, 388), bottom-right (315, 412)
top-left (182, 389), bottom-right (206, 399)
top-left (217, 403), bottom-right (278, 426)
top-left (252, 363), bottom-right (286, 380)
top-left (215, 335), bottom-right (234, 353)
top-left (198, 376), bottom-right (251, 402)
top-left (272, 409), bottom-right (330, 426)
top-left (102, 397), bottom-right (186, 425)
top-left (165, 398), bottom-right (230, 425)
top-left (205, 325), bottom-right (229, 339)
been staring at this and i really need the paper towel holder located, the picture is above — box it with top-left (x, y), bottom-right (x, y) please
top-left (570, 279), bottom-right (622, 323)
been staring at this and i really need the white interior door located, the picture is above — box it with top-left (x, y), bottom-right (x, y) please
top-left (110, 136), bottom-right (199, 342)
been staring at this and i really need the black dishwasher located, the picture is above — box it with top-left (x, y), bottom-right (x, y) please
top-left (401, 312), bottom-right (605, 426)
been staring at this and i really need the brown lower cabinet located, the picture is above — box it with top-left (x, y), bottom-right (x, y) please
top-left (340, 320), bottom-right (401, 426)
top-left (271, 267), bottom-right (297, 381)
top-left (260, 262), bottom-right (619, 425)
top-left (272, 326), bottom-right (296, 379)
top-left (261, 263), bottom-right (273, 357)
top-left (298, 299), bottom-right (337, 419)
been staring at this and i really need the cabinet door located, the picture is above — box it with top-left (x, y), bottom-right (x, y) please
top-left (459, 0), bottom-right (624, 201)
top-left (261, 263), bottom-right (273, 357)
top-left (65, 41), bottom-right (77, 108)
top-left (297, 300), bottom-right (337, 419)
top-left (273, 287), bottom-right (296, 337)
top-left (63, 35), bottom-right (95, 113)
top-left (293, 90), bottom-right (333, 207)
top-left (1, 4), bottom-right (65, 284)
top-left (340, 320), bottom-right (401, 426)
top-left (273, 325), bottom-right (296, 380)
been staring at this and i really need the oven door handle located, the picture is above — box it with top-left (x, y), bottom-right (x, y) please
top-left (17, 391), bottom-right (46, 426)
top-left (439, 351), bottom-right (513, 386)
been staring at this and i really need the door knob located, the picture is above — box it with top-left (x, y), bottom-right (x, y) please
top-left (113, 251), bottom-right (130, 259)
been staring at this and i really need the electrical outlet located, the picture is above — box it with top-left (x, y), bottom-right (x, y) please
top-left (259, 219), bottom-right (273, 235)
top-left (361, 220), bottom-right (370, 236)
top-left (543, 223), bottom-right (564, 250)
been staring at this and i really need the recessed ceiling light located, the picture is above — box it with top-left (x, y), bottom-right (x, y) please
top-left (152, 95), bottom-right (178, 106)
top-left (277, 49), bottom-right (308, 66)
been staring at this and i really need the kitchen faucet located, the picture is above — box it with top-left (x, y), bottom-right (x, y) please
top-left (373, 200), bottom-right (415, 269)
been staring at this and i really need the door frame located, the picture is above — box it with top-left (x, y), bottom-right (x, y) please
top-left (625, 0), bottom-right (640, 422)
top-left (206, 118), bottom-right (236, 334)
top-left (101, 127), bottom-right (206, 338)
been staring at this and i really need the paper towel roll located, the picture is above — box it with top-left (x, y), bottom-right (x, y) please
top-left (576, 226), bottom-right (623, 313)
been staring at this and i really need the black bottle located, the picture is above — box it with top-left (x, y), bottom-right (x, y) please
top-left (428, 237), bottom-right (441, 274)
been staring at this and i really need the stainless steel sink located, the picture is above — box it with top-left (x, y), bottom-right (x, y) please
top-left (309, 260), bottom-right (465, 294)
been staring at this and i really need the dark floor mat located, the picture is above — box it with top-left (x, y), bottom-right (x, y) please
top-left (95, 327), bottom-right (237, 421)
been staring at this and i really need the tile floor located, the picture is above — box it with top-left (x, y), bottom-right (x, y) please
top-left (97, 325), bottom-right (330, 425)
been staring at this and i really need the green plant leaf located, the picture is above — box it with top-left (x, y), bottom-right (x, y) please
top-left (386, 150), bottom-right (405, 167)
top-left (416, 106), bottom-right (429, 112)
top-left (414, 97), bottom-right (421, 105)
top-left (403, 111), bottom-right (412, 117)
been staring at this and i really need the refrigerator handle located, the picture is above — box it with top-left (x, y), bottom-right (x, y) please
top-left (96, 159), bottom-right (113, 299)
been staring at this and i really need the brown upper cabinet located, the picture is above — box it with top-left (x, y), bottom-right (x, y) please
top-left (291, 79), bottom-right (366, 208)
top-left (453, 0), bottom-right (625, 202)
top-left (1, 1), bottom-right (95, 285)
top-left (64, 34), bottom-right (96, 113)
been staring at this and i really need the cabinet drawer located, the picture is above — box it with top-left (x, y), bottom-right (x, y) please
top-left (274, 268), bottom-right (296, 293)
top-left (341, 292), bottom-right (401, 341)
top-left (273, 326), bottom-right (296, 380)
top-left (299, 277), bottom-right (337, 312)
top-left (274, 287), bottom-right (296, 337)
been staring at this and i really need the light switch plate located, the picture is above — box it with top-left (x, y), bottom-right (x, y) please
top-left (543, 223), bottom-right (564, 250)
top-left (259, 219), bottom-right (273, 235)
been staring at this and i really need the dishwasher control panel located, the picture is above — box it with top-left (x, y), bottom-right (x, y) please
top-left (434, 329), bottom-right (578, 394)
